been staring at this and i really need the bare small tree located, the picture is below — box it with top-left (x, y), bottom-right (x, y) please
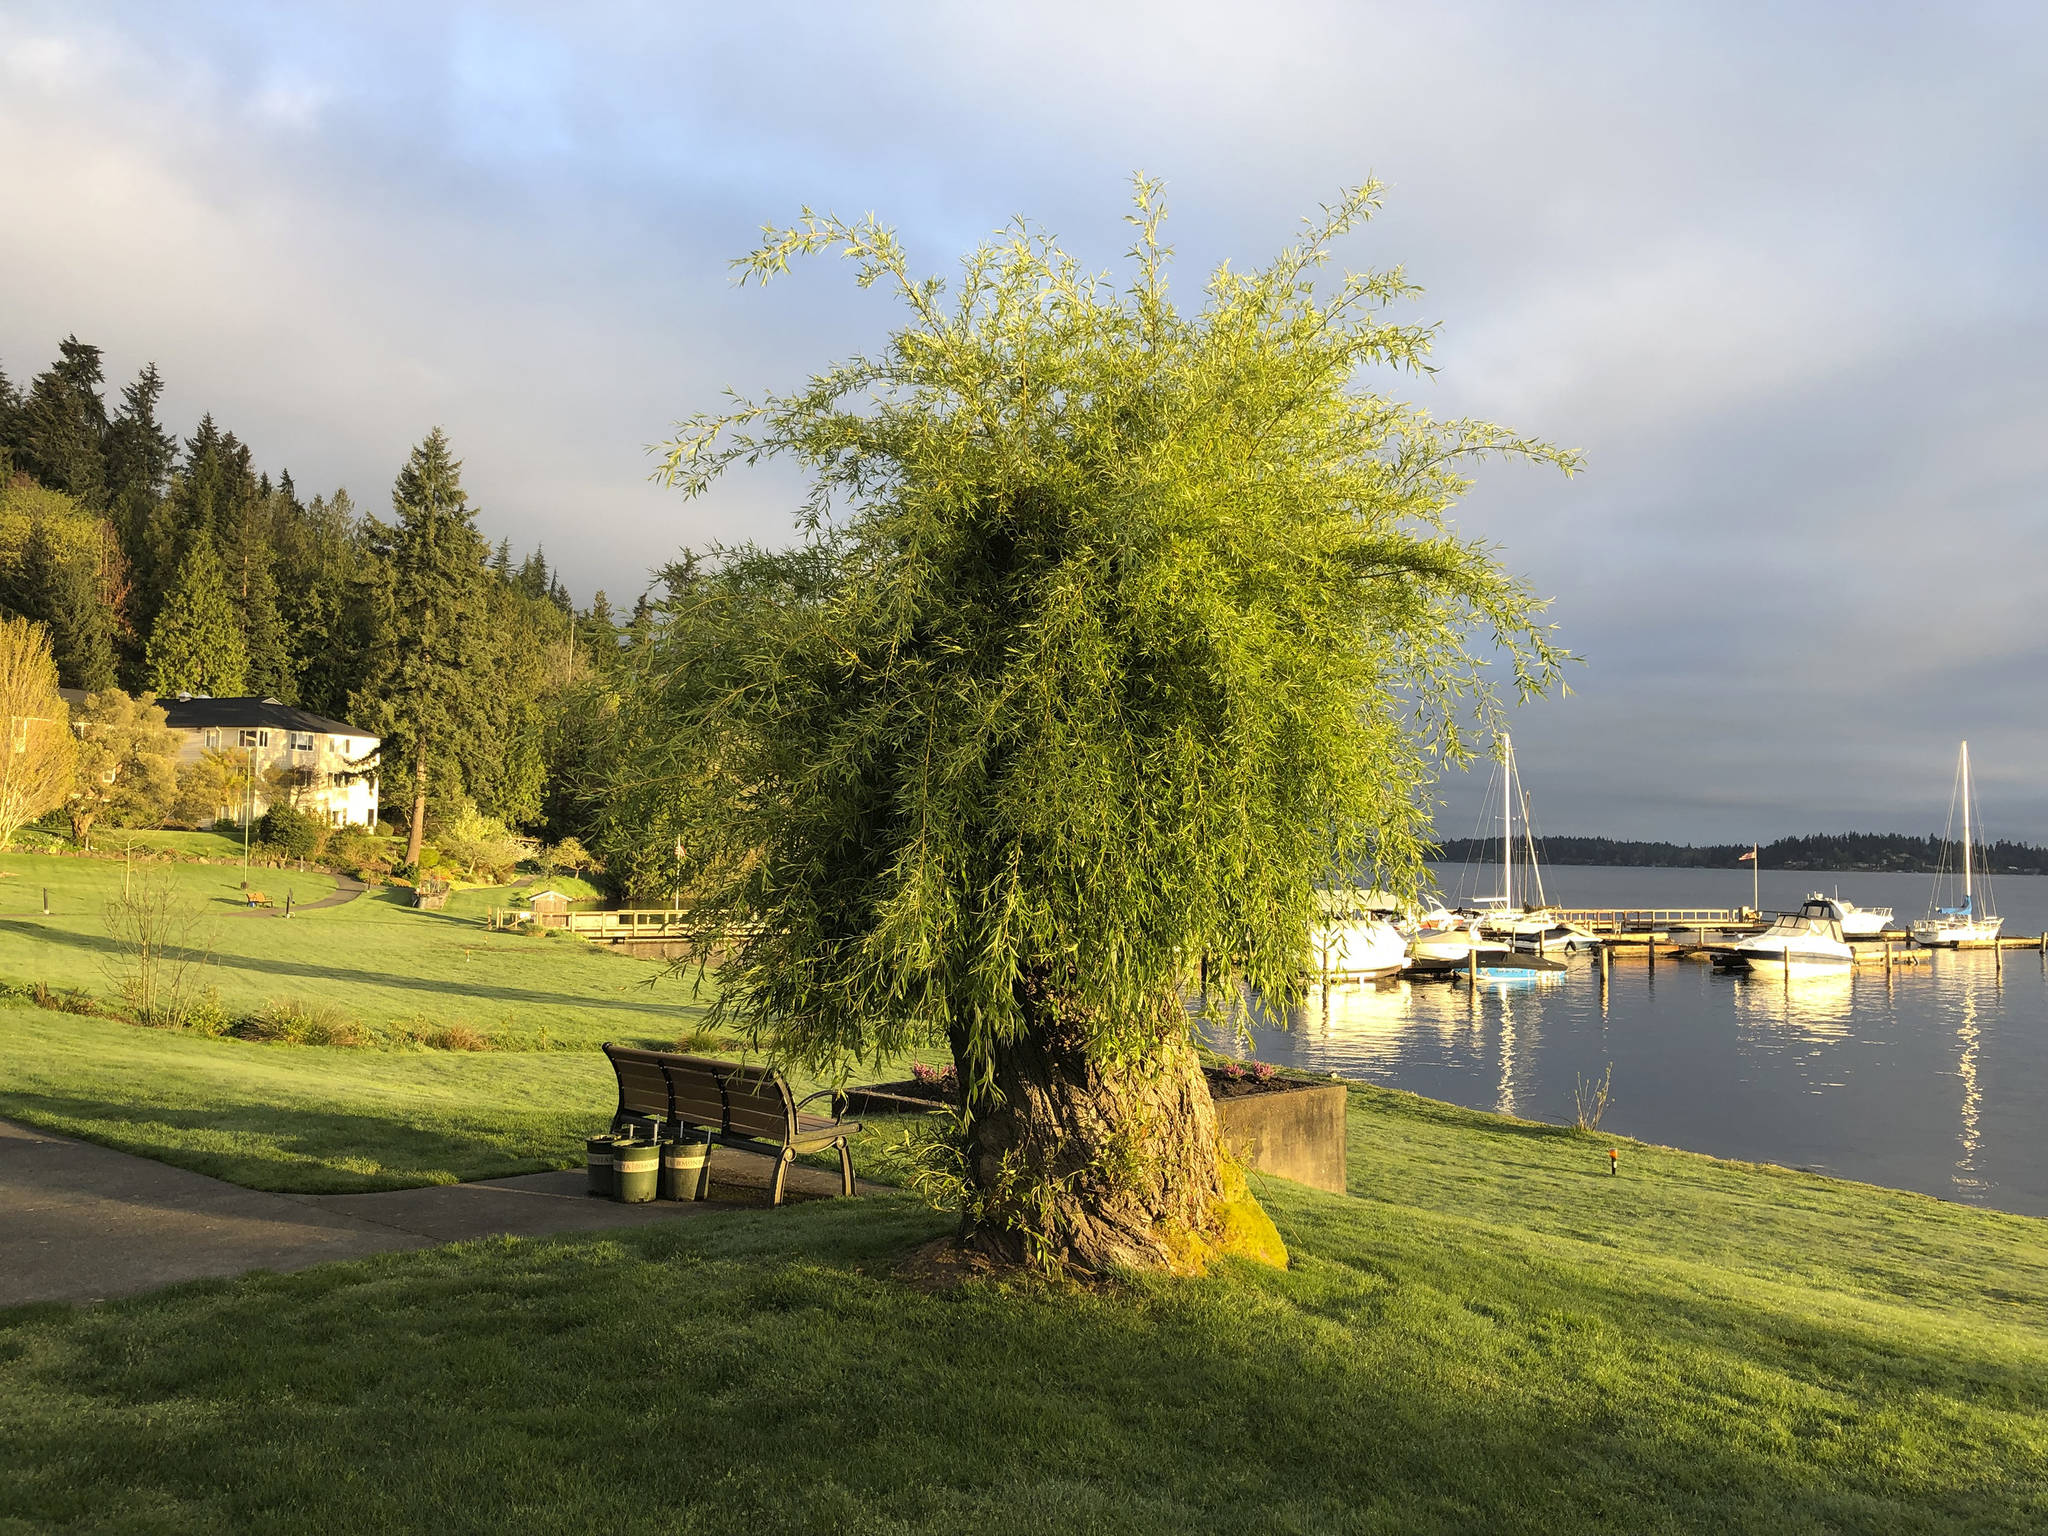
top-left (0, 617), bottom-right (79, 848)
top-left (102, 870), bottom-right (214, 1026)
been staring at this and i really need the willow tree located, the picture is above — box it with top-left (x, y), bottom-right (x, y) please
top-left (651, 182), bottom-right (1574, 1273)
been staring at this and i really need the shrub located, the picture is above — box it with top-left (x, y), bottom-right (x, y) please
top-left (389, 1014), bottom-right (493, 1051)
top-left (257, 804), bottom-right (324, 860)
top-left (237, 996), bottom-right (367, 1047)
top-left (433, 804), bottom-right (528, 883)
top-left (325, 826), bottom-right (390, 878)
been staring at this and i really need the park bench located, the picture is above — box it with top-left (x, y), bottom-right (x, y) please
top-left (601, 1044), bottom-right (862, 1206)
top-left (244, 890), bottom-right (272, 909)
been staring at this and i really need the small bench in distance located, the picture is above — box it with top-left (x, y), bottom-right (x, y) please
top-left (601, 1043), bottom-right (862, 1206)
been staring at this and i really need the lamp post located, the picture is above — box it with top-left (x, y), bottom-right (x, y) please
top-left (243, 745), bottom-right (255, 872)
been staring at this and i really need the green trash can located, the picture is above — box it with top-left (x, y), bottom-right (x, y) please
top-left (612, 1135), bottom-right (660, 1204)
top-left (660, 1133), bottom-right (714, 1201)
top-left (585, 1134), bottom-right (619, 1197)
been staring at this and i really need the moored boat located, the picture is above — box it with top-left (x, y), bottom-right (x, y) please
top-left (1717, 903), bottom-right (1853, 971)
top-left (1911, 741), bottom-right (2004, 947)
top-left (1804, 892), bottom-right (1893, 940)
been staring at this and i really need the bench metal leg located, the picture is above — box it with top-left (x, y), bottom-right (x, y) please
top-left (836, 1138), bottom-right (854, 1197)
top-left (770, 1148), bottom-right (792, 1207)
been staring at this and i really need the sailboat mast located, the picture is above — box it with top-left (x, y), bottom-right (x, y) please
top-left (1961, 740), bottom-right (1973, 911)
top-left (1502, 734), bottom-right (1514, 910)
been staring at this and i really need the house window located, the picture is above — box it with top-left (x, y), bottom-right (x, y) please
top-left (291, 731), bottom-right (314, 751)
top-left (205, 729), bottom-right (221, 749)
top-left (238, 729), bottom-right (259, 748)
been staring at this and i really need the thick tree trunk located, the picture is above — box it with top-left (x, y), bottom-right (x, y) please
top-left (404, 741), bottom-right (428, 869)
top-left (957, 994), bottom-right (1228, 1275)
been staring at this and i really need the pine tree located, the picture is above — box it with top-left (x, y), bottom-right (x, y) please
top-left (103, 363), bottom-right (179, 666)
top-left (221, 482), bottom-right (291, 700)
top-left (146, 531), bottom-right (248, 696)
top-left (10, 521), bottom-right (115, 690)
top-left (0, 362), bottom-right (20, 478)
top-left (351, 429), bottom-right (492, 866)
top-left (15, 338), bottom-right (109, 505)
top-left (289, 488), bottom-right (368, 720)
top-left (579, 589), bottom-right (619, 668)
top-left (515, 547), bottom-right (549, 600)
top-left (491, 537), bottom-right (513, 583)
top-left (104, 364), bottom-right (177, 516)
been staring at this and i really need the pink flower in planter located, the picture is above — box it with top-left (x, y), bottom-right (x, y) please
top-left (1249, 1061), bottom-right (1276, 1083)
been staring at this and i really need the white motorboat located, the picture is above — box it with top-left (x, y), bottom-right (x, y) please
top-left (1803, 892), bottom-right (1893, 941)
top-left (1720, 903), bottom-right (1853, 970)
top-left (1912, 741), bottom-right (2004, 947)
top-left (1310, 892), bottom-right (1411, 980)
top-left (1409, 919), bottom-right (1511, 964)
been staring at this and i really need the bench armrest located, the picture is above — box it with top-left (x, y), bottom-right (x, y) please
top-left (794, 1087), bottom-right (848, 1121)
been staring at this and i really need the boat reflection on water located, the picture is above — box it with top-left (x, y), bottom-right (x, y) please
top-left (1725, 962), bottom-right (1855, 1040)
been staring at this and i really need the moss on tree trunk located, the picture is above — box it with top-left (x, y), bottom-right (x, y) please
top-left (956, 984), bottom-right (1231, 1274)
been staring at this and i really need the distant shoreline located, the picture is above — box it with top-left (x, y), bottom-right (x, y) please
top-left (1432, 833), bottom-right (2048, 876)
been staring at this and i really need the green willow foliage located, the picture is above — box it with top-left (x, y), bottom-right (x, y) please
top-left (644, 181), bottom-right (1575, 1086)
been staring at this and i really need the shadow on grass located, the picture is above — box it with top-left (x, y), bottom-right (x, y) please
top-left (0, 1088), bottom-right (599, 1194)
top-left (1, 1190), bottom-right (2039, 1533)
top-left (0, 918), bottom-right (696, 1017)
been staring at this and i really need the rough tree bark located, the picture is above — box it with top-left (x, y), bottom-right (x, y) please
top-left (955, 977), bottom-right (1229, 1274)
top-left (405, 740), bottom-right (428, 869)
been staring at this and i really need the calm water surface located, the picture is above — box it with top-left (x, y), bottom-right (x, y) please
top-left (1238, 866), bottom-right (2048, 1218)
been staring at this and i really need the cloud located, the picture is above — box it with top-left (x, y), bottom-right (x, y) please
top-left (1, 0), bottom-right (2043, 837)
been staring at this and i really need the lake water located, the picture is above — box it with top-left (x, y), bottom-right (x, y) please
top-left (1235, 865), bottom-right (2048, 1219)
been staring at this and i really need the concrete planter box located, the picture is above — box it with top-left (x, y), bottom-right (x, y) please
top-left (1208, 1076), bottom-right (1349, 1194)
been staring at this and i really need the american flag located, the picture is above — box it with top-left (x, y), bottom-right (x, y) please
top-left (1738, 848), bottom-right (1757, 862)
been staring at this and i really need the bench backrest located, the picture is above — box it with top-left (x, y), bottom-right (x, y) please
top-left (603, 1044), bottom-right (797, 1145)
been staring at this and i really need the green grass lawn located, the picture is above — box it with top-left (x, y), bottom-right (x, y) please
top-left (0, 1006), bottom-right (932, 1193)
top-left (2, 1084), bottom-right (2044, 1531)
top-left (0, 848), bottom-right (712, 1049)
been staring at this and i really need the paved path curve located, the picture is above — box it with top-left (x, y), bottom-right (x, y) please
top-left (240, 873), bottom-right (367, 917)
top-left (0, 1118), bottom-right (874, 1307)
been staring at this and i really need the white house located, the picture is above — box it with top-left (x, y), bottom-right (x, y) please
top-left (157, 695), bottom-right (382, 828)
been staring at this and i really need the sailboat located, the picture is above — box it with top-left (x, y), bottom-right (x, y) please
top-left (1911, 740), bottom-right (2004, 947)
top-left (1459, 734), bottom-right (1598, 957)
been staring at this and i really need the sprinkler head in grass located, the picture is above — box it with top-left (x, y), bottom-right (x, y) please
top-left (1609, 1148), bottom-right (1620, 1176)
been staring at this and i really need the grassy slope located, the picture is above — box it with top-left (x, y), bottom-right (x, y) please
top-left (1, 1097), bottom-right (2044, 1532)
top-left (0, 1006), bottom-right (934, 1193)
top-left (0, 850), bottom-right (709, 1048)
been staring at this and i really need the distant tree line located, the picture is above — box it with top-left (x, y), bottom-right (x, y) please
top-left (1436, 832), bottom-right (2048, 875)
top-left (0, 334), bottom-right (657, 861)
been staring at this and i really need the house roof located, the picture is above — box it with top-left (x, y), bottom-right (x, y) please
top-left (155, 695), bottom-right (378, 741)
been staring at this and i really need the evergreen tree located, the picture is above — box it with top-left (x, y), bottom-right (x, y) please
top-left (515, 546), bottom-right (549, 600)
top-left (11, 521), bottom-right (115, 690)
top-left (491, 537), bottom-right (513, 583)
top-left (289, 488), bottom-right (369, 720)
top-left (104, 363), bottom-right (177, 515)
top-left (579, 589), bottom-right (619, 669)
top-left (351, 429), bottom-right (492, 866)
top-left (103, 363), bottom-right (179, 667)
top-left (221, 480), bottom-right (290, 699)
top-left (0, 362), bottom-right (20, 478)
top-left (146, 531), bottom-right (248, 696)
top-left (15, 337), bottom-right (109, 505)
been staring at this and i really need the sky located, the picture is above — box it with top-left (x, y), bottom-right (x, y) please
top-left (2, 1), bottom-right (2043, 841)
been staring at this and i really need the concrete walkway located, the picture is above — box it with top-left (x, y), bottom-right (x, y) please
top-left (0, 1118), bottom-right (872, 1308)
top-left (242, 873), bottom-right (368, 917)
